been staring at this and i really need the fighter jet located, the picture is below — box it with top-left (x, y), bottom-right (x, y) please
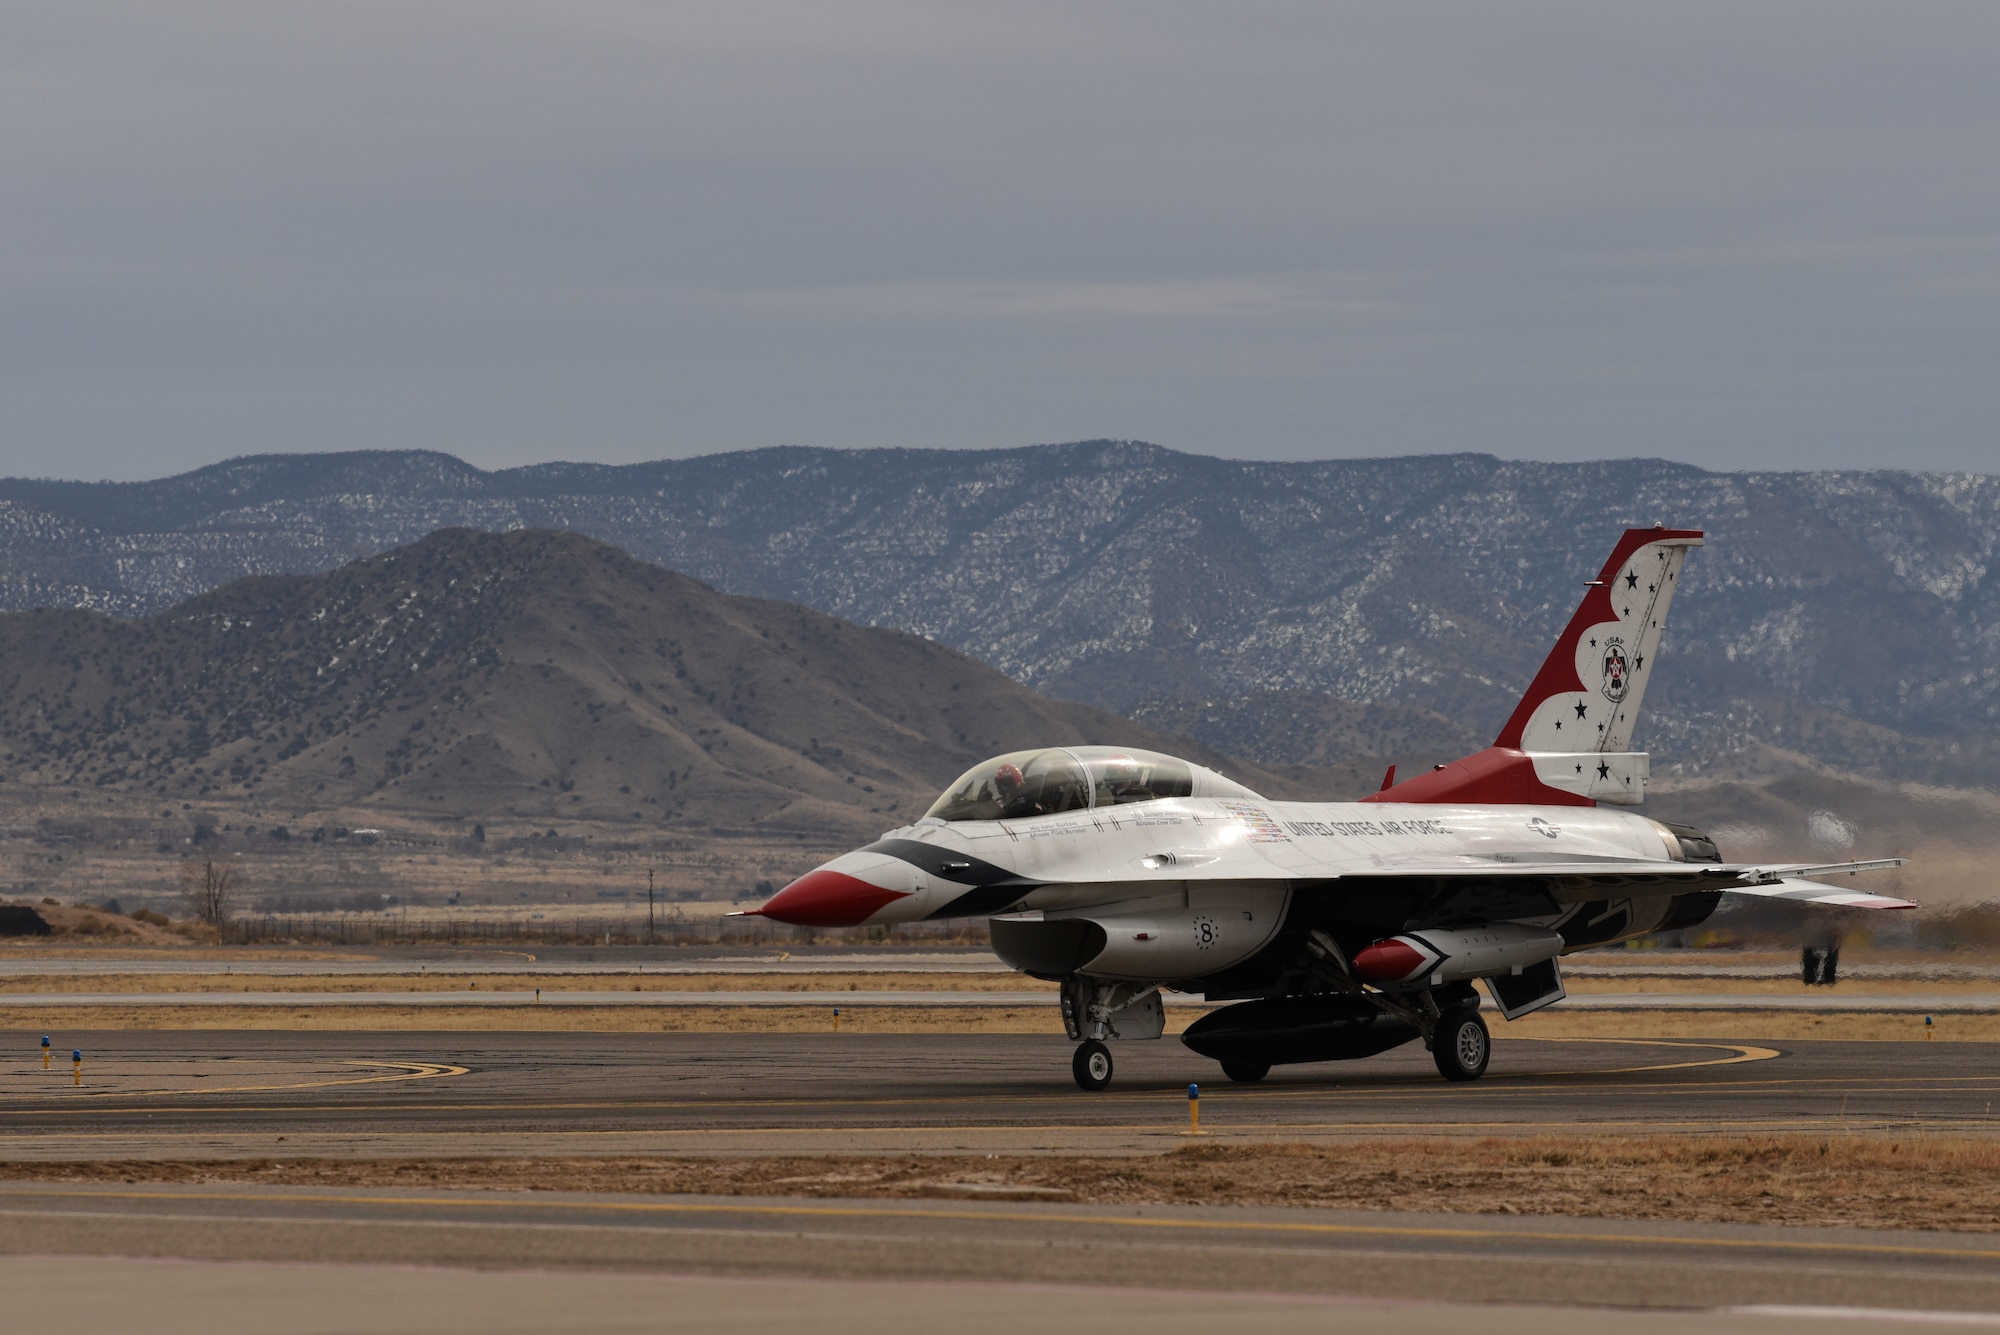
top-left (750, 527), bottom-right (1910, 1090)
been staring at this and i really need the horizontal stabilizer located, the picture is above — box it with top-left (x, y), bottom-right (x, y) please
top-left (1725, 879), bottom-right (1916, 911)
top-left (1727, 858), bottom-right (1913, 910)
top-left (1735, 858), bottom-right (1908, 883)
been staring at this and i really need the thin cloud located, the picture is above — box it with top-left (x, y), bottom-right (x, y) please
top-left (2, 2), bottom-right (1998, 478)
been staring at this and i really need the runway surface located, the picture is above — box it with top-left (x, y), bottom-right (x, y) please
top-left (1, 989), bottom-right (1994, 1010)
top-left (3, 1031), bottom-right (1998, 1157)
top-left (7, 1180), bottom-right (2000, 1320)
top-left (8, 1032), bottom-right (2000, 1323)
top-left (6, 1255), bottom-right (1995, 1335)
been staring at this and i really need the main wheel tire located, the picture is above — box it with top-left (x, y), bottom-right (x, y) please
top-left (1432, 1012), bottom-right (1490, 1082)
top-left (1072, 1039), bottom-right (1113, 1091)
top-left (1220, 1060), bottom-right (1270, 1084)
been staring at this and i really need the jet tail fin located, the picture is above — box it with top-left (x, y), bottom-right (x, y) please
top-left (1366, 526), bottom-right (1703, 807)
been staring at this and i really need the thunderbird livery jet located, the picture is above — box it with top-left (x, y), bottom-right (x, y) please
top-left (750, 528), bottom-right (1911, 1090)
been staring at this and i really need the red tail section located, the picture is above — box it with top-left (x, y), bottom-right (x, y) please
top-left (1363, 526), bottom-right (1703, 808)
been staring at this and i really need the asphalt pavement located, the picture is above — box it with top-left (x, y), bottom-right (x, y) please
top-left (7, 1031), bottom-right (2000, 1325)
top-left (3, 988), bottom-right (1996, 1011)
top-left (5, 1181), bottom-right (2000, 1319)
top-left (4, 1031), bottom-right (1998, 1157)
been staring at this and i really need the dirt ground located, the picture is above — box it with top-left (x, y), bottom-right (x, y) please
top-left (0, 971), bottom-right (1046, 995)
top-left (1562, 974), bottom-right (2000, 995)
top-left (7, 1135), bottom-right (1995, 1234)
top-left (0, 1003), bottom-right (1071, 1032)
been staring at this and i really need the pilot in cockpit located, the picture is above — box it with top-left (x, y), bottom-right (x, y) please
top-left (993, 762), bottom-right (1040, 818)
top-left (1099, 762), bottom-right (1146, 803)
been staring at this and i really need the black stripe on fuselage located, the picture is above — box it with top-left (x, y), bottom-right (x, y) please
top-left (919, 882), bottom-right (1038, 919)
top-left (856, 837), bottom-right (1040, 920)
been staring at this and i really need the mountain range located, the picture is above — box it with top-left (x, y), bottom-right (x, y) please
top-left (0, 528), bottom-right (1322, 846)
top-left (3, 443), bottom-right (1996, 789)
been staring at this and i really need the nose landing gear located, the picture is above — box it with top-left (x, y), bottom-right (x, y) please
top-left (1060, 977), bottom-right (1165, 1091)
top-left (1072, 1039), bottom-right (1113, 1091)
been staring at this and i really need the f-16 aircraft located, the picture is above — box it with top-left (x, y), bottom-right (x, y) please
top-left (750, 527), bottom-right (1911, 1090)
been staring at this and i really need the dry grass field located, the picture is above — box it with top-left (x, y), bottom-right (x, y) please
top-left (0, 807), bottom-right (832, 921)
top-left (0, 970), bottom-right (1052, 994)
top-left (0, 1003), bottom-right (1072, 1032)
top-left (9, 1135), bottom-right (1997, 1233)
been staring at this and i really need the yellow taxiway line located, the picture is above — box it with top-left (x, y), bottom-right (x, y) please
top-left (0, 1037), bottom-right (1775, 1116)
top-left (1501, 1038), bottom-right (1779, 1074)
top-left (0, 1060), bottom-right (468, 1102)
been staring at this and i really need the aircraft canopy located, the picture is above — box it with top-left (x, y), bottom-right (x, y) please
top-left (925, 747), bottom-right (1198, 822)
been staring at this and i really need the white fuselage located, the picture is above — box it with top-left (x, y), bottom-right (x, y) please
top-left (836, 796), bottom-right (1681, 920)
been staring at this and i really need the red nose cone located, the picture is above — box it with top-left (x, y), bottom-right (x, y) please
top-left (754, 869), bottom-right (909, 927)
top-left (1351, 937), bottom-right (1430, 984)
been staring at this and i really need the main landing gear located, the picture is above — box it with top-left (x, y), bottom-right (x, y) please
top-left (1432, 1010), bottom-right (1490, 1082)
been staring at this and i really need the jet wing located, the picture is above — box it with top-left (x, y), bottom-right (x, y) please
top-left (1318, 855), bottom-right (1914, 909)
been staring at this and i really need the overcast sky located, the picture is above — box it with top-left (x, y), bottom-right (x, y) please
top-left (4, 3), bottom-right (1998, 481)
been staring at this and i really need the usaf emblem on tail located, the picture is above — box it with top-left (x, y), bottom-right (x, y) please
top-left (1601, 636), bottom-right (1629, 702)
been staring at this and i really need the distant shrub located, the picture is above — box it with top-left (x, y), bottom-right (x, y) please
top-left (130, 908), bottom-right (172, 928)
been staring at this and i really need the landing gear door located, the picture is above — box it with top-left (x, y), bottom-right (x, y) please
top-left (1109, 988), bottom-right (1165, 1040)
top-left (1481, 957), bottom-right (1566, 1021)
top-left (1059, 977), bottom-right (1166, 1041)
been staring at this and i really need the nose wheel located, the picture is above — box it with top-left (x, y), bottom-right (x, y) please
top-left (1072, 1039), bottom-right (1113, 1091)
